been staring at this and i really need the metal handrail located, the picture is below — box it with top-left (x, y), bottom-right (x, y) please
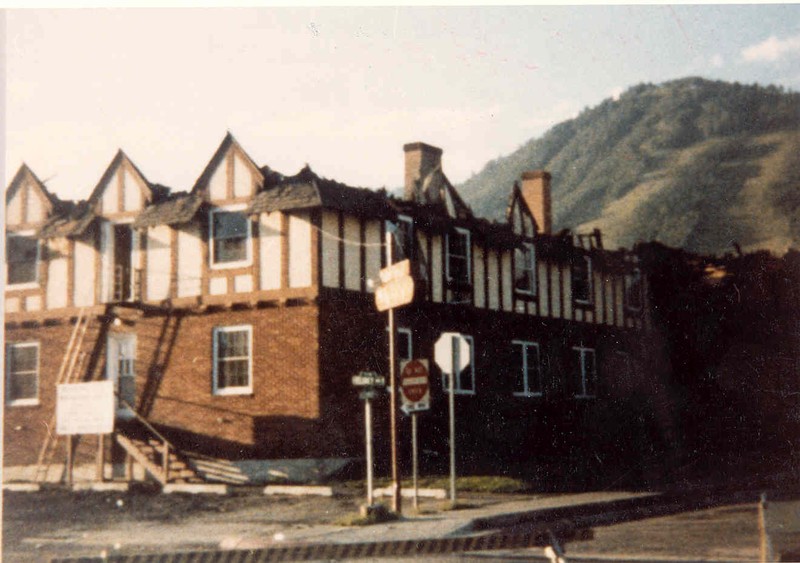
top-left (116, 395), bottom-right (174, 481)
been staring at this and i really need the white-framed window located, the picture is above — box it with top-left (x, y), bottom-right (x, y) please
top-left (6, 342), bottom-right (40, 406)
top-left (624, 267), bottom-right (643, 311)
top-left (573, 346), bottom-right (597, 399)
top-left (445, 227), bottom-right (471, 286)
top-left (212, 325), bottom-right (253, 395)
top-left (441, 334), bottom-right (475, 395)
top-left (387, 215), bottom-right (414, 263)
top-left (209, 207), bottom-right (252, 268)
top-left (6, 232), bottom-right (40, 288)
top-left (512, 340), bottom-right (542, 397)
top-left (514, 242), bottom-right (537, 296)
top-left (572, 255), bottom-right (593, 304)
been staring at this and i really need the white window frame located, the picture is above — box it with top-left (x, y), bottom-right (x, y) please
top-left (445, 227), bottom-right (471, 285)
top-left (573, 346), bottom-right (596, 399)
top-left (209, 205), bottom-right (252, 270)
top-left (624, 267), bottom-right (643, 311)
top-left (212, 325), bottom-right (253, 396)
top-left (6, 231), bottom-right (41, 290)
top-left (441, 334), bottom-right (476, 395)
top-left (573, 255), bottom-right (593, 305)
top-left (512, 340), bottom-right (542, 397)
top-left (6, 341), bottom-right (40, 406)
top-left (514, 242), bottom-right (537, 296)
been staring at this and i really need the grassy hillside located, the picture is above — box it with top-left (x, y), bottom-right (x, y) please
top-left (458, 77), bottom-right (800, 255)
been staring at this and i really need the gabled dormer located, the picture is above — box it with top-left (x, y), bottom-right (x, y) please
top-left (88, 150), bottom-right (153, 218)
top-left (191, 133), bottom-right (264, 204)
top-left (507, 182), bottom-right (539, 239)
top-left (5, 164), bottom-right (56, 231)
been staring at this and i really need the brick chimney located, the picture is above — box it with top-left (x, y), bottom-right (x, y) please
top-left (520, 171), bottom-right (552, 235)
top-left (404, 142), bottom-right (443, 202)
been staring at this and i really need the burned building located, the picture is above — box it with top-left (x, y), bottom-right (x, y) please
top-left (4, 136), bottom-right (659, 485)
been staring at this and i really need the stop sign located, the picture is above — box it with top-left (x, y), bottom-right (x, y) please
top-left (400, 359), bottom-right (429, 404)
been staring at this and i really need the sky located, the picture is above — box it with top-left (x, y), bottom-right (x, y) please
top-left (5, 5), bottom-right (800, 201)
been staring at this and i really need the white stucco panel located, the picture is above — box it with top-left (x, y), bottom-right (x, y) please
top-left (25, 295), bottom-right (42, 311)
top-left (177, 224), bottom-right (202, 297)
top-left (364, 220), bottom-right (381, 293)
top-left (431, 236), bottom-right (443, 303)
top-left (561, 266), bottom-right (572, 320)
top-left (99, 222), bottom-right (114, 303)
top-left (473, 245), bottom-right (485, 308)
top-left (7, 189), bottom-right (23, 225)
top-left (26, 188), bottom-right (44, 224)
top-left (343, 215), bottom-right (361, 291)
top-left (47, 249), bottom-right (68, 309)
top-left (320, 211), bottom-right (339, 288)
top-left (234, 274), bottom-right (253, 293)
top-left (233, 153), bottom-right (254, 198)
top-left (208, 159), bottom-right (227, 202)
top-left (73, 236), bottom-right (96, 306)
top-left (101, 174), bottom-right (118, 215)
top-left (501, 251), bottom-right (513, 312)
top-left (6, 297), bottom-right (20, 313)
top-left (146, 225), bottom-right (172, 301)
top-left (550, 266), bottom-right (561, 318)
top-left (259, 212), bottom-right (282, 290)
top-left (487, 251), bottom-right (499, 311)
top-left (289, 213), bottom-right (312, 288)
top-left (123, 168), bottom-right (143, 212)
top-left (209, 276), bottom-right (227, 295)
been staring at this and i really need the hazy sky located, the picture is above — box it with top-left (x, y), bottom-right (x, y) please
top-left (5, 6), bottom-right (800, 201)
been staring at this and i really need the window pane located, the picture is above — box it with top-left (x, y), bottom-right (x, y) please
top-left (572, 257), bottom-right (591, 302)
top-left (219, 359), bottom-right (249, 388)
top-left (11, 345), bottom-right (38, 372)
top-left (397, 331), bottom-right (411, 363)
top-left (213, 212), bottom-right (248, 238)
top-left (214, 237), bottom-right (247, 263)
top-left (9, 372), bottom-right (37, 401)
top-left (7, 236), bottom-right (38, 285)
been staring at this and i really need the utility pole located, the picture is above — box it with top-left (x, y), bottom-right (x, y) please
top-left (386, 230), bottom-right (402, 514)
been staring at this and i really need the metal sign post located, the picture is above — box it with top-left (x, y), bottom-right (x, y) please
top-left (411, 412), bottom-right (419, 511)
top-left (385, 231), bottom-right (402, 514)
top-left (434, 333), bottom-right (470, 509)
top-left (399, 359), bottom-right (429, 512)
top-left (352, 372), bottom-right (384, 507)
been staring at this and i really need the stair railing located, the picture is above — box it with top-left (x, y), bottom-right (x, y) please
top-left (116, 395), bottom-right (174, 482)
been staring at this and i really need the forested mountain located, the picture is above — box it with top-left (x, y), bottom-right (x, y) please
top-left (458, 77), bottom-right (800, 255)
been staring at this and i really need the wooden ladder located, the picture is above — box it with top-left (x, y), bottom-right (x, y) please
top-left (33, 308), bottom-right (92, 483)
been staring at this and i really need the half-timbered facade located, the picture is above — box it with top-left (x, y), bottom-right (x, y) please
top-left (4, 136), bottom-right (656, 483)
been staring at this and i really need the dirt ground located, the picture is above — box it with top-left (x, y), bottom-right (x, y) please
top-left (1, 485), bottom-right (789, 563)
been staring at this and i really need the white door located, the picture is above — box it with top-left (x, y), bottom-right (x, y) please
top-left (107, 333), bottom-right (136, 419)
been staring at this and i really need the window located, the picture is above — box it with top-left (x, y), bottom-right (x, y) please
top-left (512, 341), bottom-right (542, 397)
top-left (624, 268), bottom-right (643, 311)
top-left (212, 326), bottom-right (252, 395)
top-left (572, 255), bottom-right (592, 304)
top-left (387, 215), bottom-right (414, 263)
top-left (514, 242), bottom-right (537, 296)
top-left (441, 334), bottom-right (475, 395)
top-left (573, 347), bottom-right (597, 399)
top-left (6, 233), bottom-right (39, 287)
top-left (397, 327), bottom-right (412, 363)
top-left (446, 228), bottom-right (471, 286)
top-left (6, 342), bottom-right (39, 406)
top-left (210, 209), bottom-right (251, 267)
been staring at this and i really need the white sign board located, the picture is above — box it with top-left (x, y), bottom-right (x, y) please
top-left (57, 381), bottom-right (115, 435)
top-left (434, 332), bottom-right (471, 374)
top-left (379, 259), bottom-right (411, 284)
top-left (375, 276), bottom-right (415, 312)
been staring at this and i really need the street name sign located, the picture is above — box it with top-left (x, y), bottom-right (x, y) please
top-left (352, 371), bottom-right (385, 387)
top-left (379, 259), bottom-right (410, 284)
top-left (375, 276), bottom-right (414, 312)
top-left (56, 380), bottom-right (114, 436)
top-left (400, 359), bottom-right (430, 414)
